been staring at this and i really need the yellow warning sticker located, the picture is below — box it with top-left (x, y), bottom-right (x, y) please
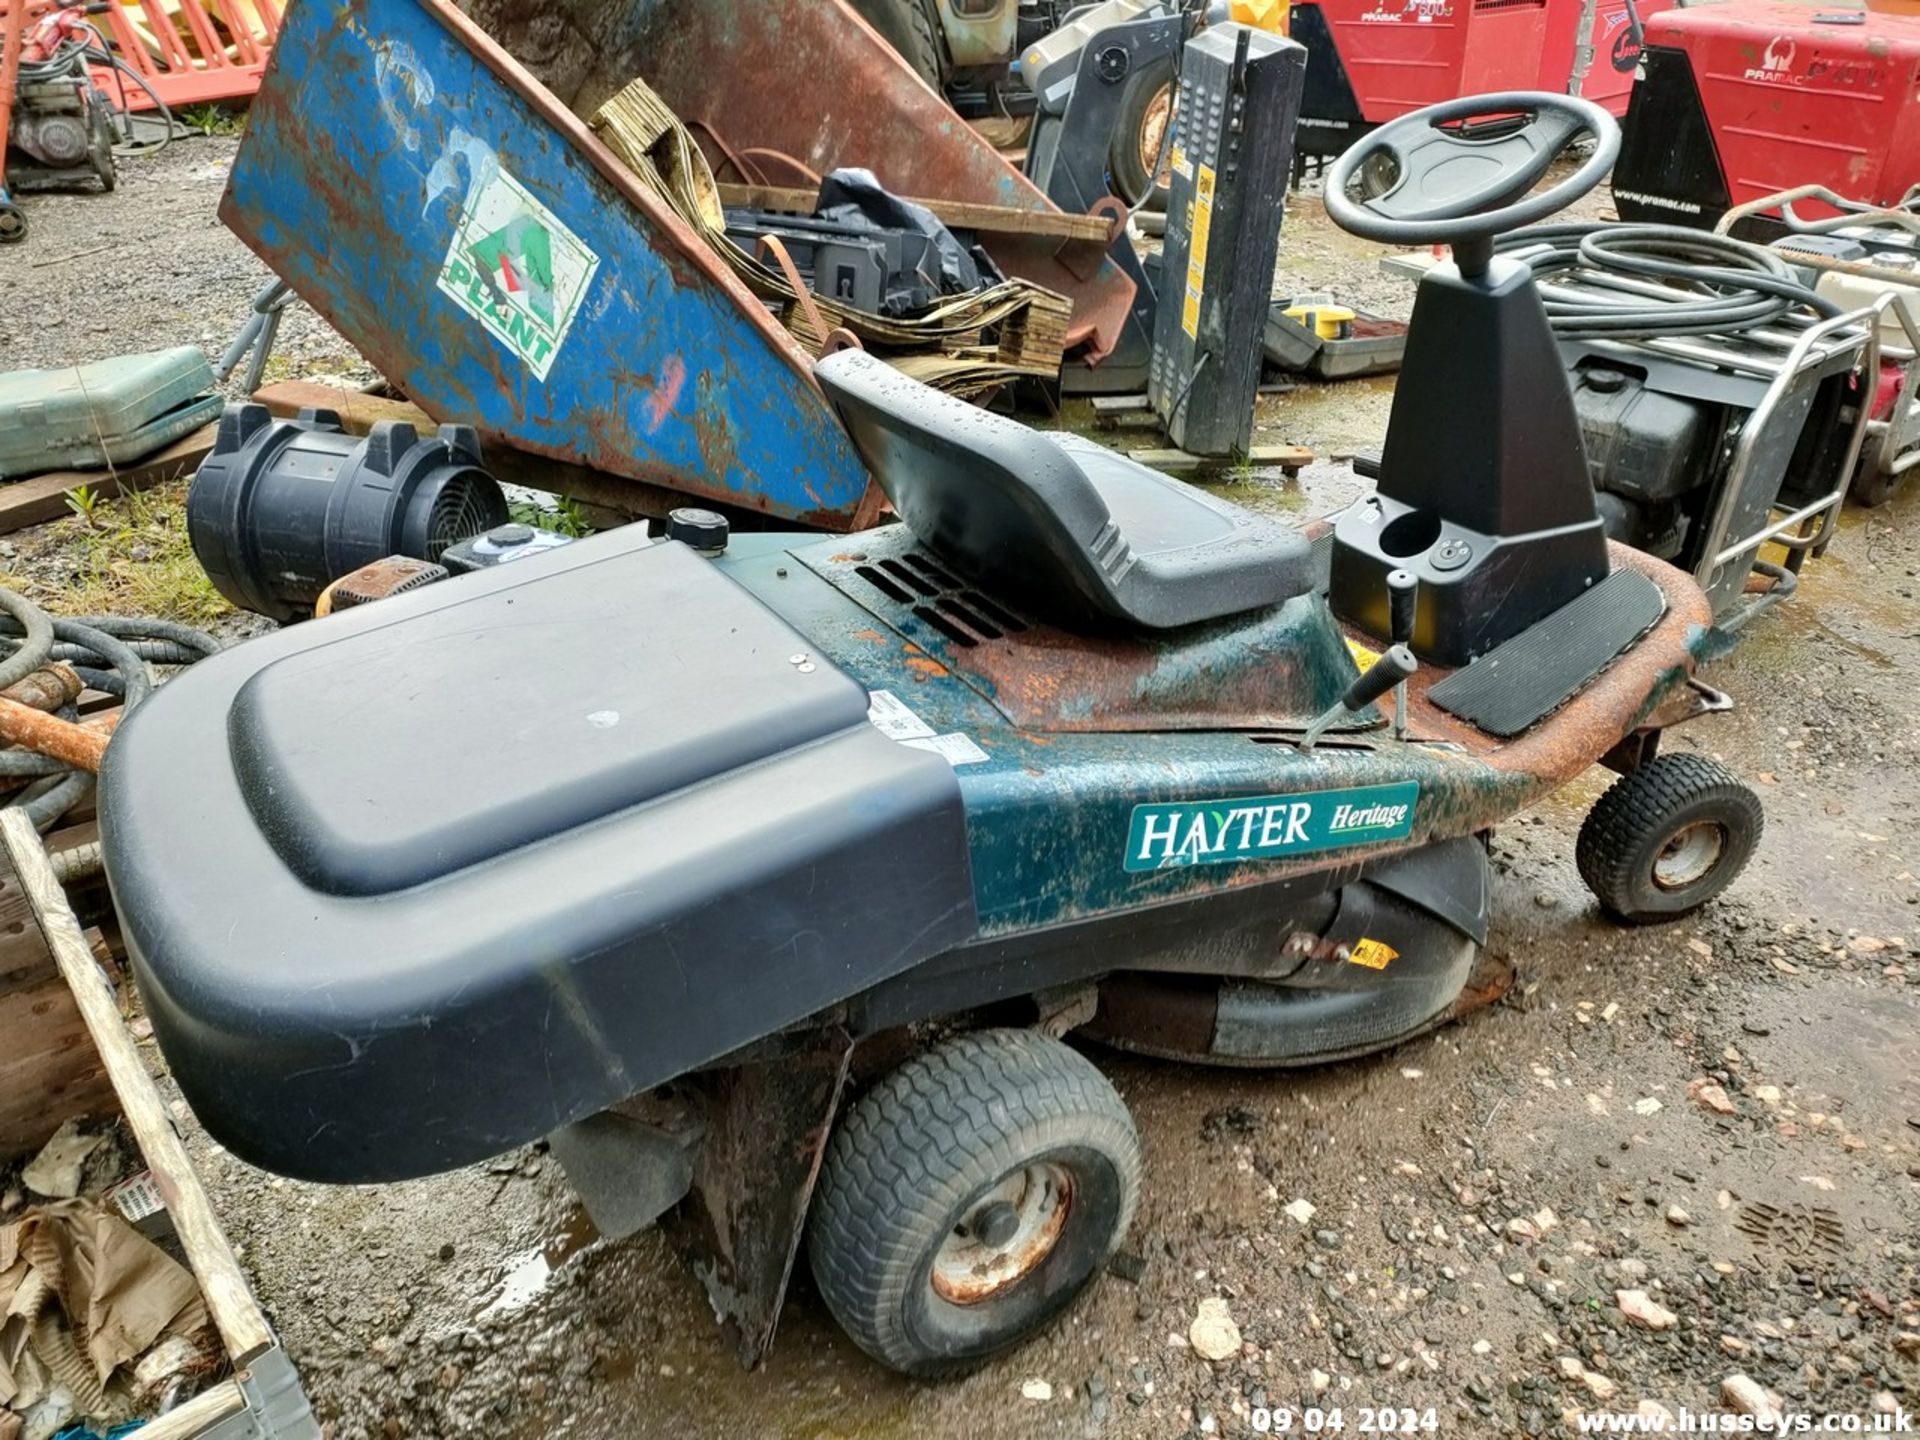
top-left (1345, 638), bottom-right (1381, 673)
top-left (1348, 937), bottom-right (1399, 970)
top-left (1181, 164), bottom-right (1217, 341)
top-left (1191, 166), bottom-right (1216, 267)
top-left (1170, 145), bottom-right (1192, 182)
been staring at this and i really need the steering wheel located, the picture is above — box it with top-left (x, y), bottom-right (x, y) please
top-left (1323, 93), bottom-right (1620, 254)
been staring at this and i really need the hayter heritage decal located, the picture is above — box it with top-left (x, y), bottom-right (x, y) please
top-left (437, 167), bottom-right (600, 382)
top-left (1124, 782), bottom-right (1419, 872)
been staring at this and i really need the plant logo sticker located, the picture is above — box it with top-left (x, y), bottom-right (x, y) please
top-left (437, 167), bottom-right (599, 382)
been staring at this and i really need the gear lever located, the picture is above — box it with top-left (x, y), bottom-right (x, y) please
top-left (1301, 644), bottom-right (1417, 752)
top-left (1387, 568), bottom-right (1418, 739)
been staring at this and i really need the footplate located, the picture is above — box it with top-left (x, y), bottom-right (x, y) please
top-left (1427, 570), bottom-right (1666, 737)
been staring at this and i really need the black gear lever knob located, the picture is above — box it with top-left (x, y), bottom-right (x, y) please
top-left (1340, 644), bottom-right (1416, 714)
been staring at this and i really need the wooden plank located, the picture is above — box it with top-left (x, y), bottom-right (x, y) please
top-left (1094, 409), bottom-right (1164, 433)
top-left (251, 382), bottom-right (690, 522)
top-left (715, 181), bottom-right (1113, 245)
top-left (0, 811), bottom-right (278, 1364)
top-left (0, 845), bottom-right (57, 997)
top-left (133, 1378), bottom-right (249, 1440)
top-left (1130, 443), bottom-right (1316, 474)
top-left (0, 859), bottom-right (115, 1158)
top-left (0, 424), bottom-right (219, 537)
top-left (0, 976), bottom-right (114, 1158)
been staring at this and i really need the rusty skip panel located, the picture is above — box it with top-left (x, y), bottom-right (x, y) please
top-left (221, 0), bottom-right (880, 530)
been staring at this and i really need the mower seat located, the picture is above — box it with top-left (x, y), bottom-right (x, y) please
top-left (818, 350), bottom-right (1315, 631)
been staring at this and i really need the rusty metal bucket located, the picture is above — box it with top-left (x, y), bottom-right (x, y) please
top-left (220, 0), bottom-right (1135, 531)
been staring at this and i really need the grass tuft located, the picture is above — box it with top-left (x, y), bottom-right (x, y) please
top-left (0, 480), bottom-right (232, 625)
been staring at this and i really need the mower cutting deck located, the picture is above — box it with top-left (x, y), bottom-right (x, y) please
top-left (101, 92), bottom-right (1763, 1377)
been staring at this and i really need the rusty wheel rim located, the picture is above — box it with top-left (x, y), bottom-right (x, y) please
top-left (1138, 85), bottom-right (1174, 188)
top-left (930, 1163), bottom-right (1074, 1305)
top-left (1653, 821), bottom-right (1726, 890)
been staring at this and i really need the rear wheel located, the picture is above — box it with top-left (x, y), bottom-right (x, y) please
top-left (0, 203), bottom-right (25, 245)
top-left (847, 0), bottom-right (948, 90)
top-left (807, 1028), bottom-right (1141, 1375)
top-left (1577, 753), bottom-right (1762, 924)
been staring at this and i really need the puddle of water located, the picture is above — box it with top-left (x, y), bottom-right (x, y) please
top-left (476, 1205), bottom-right (599, 1322)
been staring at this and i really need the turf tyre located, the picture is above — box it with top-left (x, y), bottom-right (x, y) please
top-left (807, 1027), bottom-right (1141, 1375)
top-left (1576, 752), bottom-right (1762, 923)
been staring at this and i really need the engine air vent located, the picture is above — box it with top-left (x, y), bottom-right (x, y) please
top-left (849, 549), bottom-right (1031, 648)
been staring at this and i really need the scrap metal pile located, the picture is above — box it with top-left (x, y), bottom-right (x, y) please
top-left (589, 76), bottom-right (1072, 398)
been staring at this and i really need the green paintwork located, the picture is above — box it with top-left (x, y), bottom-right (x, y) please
top-left (716, 527), bottom-right (1709, 941)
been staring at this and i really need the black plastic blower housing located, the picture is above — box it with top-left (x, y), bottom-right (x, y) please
top-left (188, 403), bottom-right (508, 622)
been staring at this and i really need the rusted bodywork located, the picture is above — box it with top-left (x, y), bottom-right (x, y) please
top-left (666, 1030), bottom-right (854, 1368)
top-left (1384, 544), bottom-right (1712, 788)
top-left (804, 529), bottom-right (1371, 734)
top-left (723, 532), bottom-right (1718, 936)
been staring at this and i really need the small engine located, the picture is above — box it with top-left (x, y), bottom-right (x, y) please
top-left (7, 13), bottom-right (119, 194)
top-left (1567, 349), bottom-right (1859, 617)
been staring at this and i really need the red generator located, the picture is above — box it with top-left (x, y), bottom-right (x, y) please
top-left (1613, 1), bottom-right (1920, 229)
top-left (1290, 0), bottom-right (1671, 163)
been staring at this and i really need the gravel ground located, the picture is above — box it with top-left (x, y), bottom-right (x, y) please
top-left (2, 134), bottom-right (1917, 1440)
top-left (0, 134), bottom-right (376, 393)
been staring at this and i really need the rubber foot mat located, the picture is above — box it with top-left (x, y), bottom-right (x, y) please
top-left (1427, 569), bottom-right (1666, 737)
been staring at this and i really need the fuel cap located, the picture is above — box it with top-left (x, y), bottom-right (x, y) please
top-left (666, 507), bottom-right (729, 556)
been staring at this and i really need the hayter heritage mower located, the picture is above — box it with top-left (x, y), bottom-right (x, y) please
top-left (100, 93), bottom-right (1763, 1376)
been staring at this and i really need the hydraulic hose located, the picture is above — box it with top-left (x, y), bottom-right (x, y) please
top-left (0, 589), bottom-right (217, 833)
top-left (0, 588), bottom-right (56, 692)
top-left (1494, 222), bottom-right (1843, 341)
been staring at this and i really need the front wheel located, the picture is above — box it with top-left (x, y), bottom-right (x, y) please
top-left (1576, 752), bottom-right (1762, 924)
top-left (807, 1028), bottom-right (1141, 1375)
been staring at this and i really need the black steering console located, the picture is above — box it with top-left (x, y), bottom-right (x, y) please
top-left (1324, 94), bottom-right (1623, 666)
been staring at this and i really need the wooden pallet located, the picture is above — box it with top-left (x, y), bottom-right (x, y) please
top-left (714, 181), bottom-right (1110, 246)
top-left (0, 424), bottom-right (219, 539)
top-left (0, 856), bottom-right (117, 1160)
top-left (0, 813), bottom-right (318, 1437)
top-left (1130, 444), bottom-right (1315, 477)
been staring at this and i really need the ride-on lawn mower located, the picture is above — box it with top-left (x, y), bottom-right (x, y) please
top-left (100, 94), bottom-right (1763, 1376)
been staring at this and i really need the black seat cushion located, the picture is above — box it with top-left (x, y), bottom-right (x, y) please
top-left (817, 350), bottom-right (1315, 631)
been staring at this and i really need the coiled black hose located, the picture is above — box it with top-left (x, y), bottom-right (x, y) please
top-left (0, 589), bottom-right (219, 832)
top-left (0, 589), bottom-right (57, 693)
top-left (1494, 222), bottom-right (1843, 340)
